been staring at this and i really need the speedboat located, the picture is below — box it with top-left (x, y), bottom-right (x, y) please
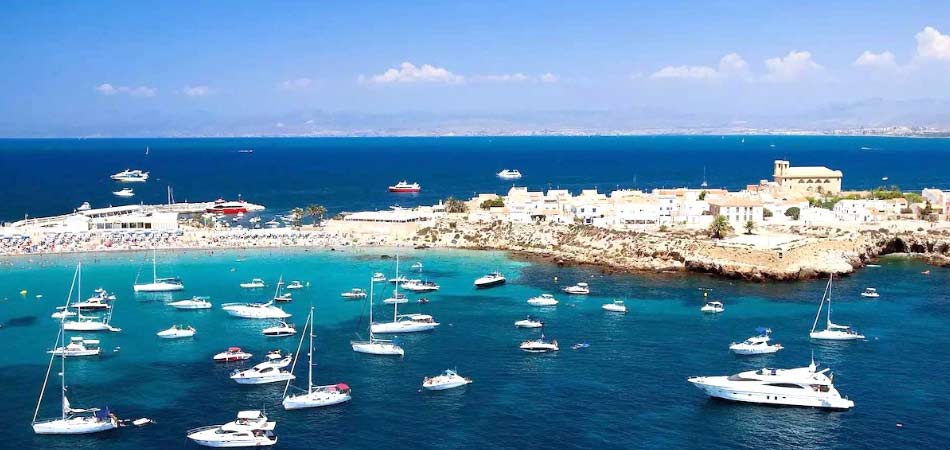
top-left (273, 293), bottom-right (293, 303)
top-left (520, 335), bottom-right (559, 353)
top-left (76, 201), bottom-right (91, 211)
top-left (514, 316), bottom-right (544, 328)
top-left (112, 188), bottom-right (134, 198)
top-left (474, 272), bottom-right (506, 289)
top-left (422, 369), bottom-right (472, 391)
top-left (372, 314), bottom-right (440, 334)
top-left (810, 275), bottom-right (865, 340)
top-left (168, 296), bottom-right (212, 310)
top-left (701, 301), bottom-right (724, 313)
top-left (341, 288), bottom-right (367, 299)
top-left (186, 410), bottom-right (277, 447)
top-left (262, 321), bottom-right (297, 337)
top-left (283, 307), bottom-right (353, 410)
top-left (401, 279), bottom-right (440, 292)
top-left (285, 281), bottom-right (305, 290)
top-left (687, 359), bottom-right (855, 409)
top-left (562, 282), bottom-right (590, 295)
top-left (860, 287), bottom-right (879, 298)
top-left (214, 347), bottom-right (252, 362)
top-left (205, 198), bottom-right (265, 215)
top-left (383, 292), bottom-right (409, 304)
top-left (240, 278), bottom-right (266, 289)
top-left (222, 301), bottom-right (291, 319)
top-left (729, 328), bottom-right (783, 355)
top-left (157, 324), bottom-right (196, 339)
top-left (48, 336), bottom-right (101, 357)
top-left (497, 169), bottom-right (523, 180)
top-left (602, 300), bottom-right (627, 313)
top-left (388, 180), bottom-right (421, 193)
top-left (110, 169), bottom-right (149, 182)
top-left (371, 273), bottom-right (386, 282)
top-left (230, 354), bottom-right (295, 384)
top-left (527, 293), bottom-right (559, 306)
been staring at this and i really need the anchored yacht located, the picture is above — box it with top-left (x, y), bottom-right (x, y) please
top-left (157, 324), bottom-right (196, 339)
top-left (401, 279), bottom-right (440, 293)
top-left (214, 347), bottom-right (253, 362)
top-left (520, 334), bottom-right (559, 353)
top-left (497, 169), bottom-right (523, 180)
top-left (602, 300), bottom-right (627, 313)
top-left (240, 278), bottom-right (266, 289)
top-left (110, 169), bottom-right (149, 182)
top-left (133, 250), bottom-right (184, 292)
top-left (729, 328), bottom-right (783, 355)
top-left (48, 336), bottom-right (101, 357)
top-left (562, 282), bottom-right (590, 295)
top-left (230, 354), bottom-right (295, 385)
top-left (474, 272), bottom-right (506, 289)
top-left (222, 301), bottom-right (291, 319)
top-left (701, 301), bottom-right (724, 313)
top-left (514, 315), bottom-right (544, 328)
top-left (112, 187), bottom-right (135, 198)
top-left (262, 322), bottom-right (297, 337)
top-left (186, 410), bottom-right (277, 447)
top-left (351, 276), bottom-right (405, 356)
top-left (527, 293), bottom-right (559, 306)
top-left (860, 287), bottom-right (879, 298)
top-left (810, 275), bottom-right (865, 340)
top-left (168, 296), bottom-right (212, 310)
top-left (422, 369), bottom-right (472, 391)
top-left (341, 288), bottom-right (367, 299)
top-left (282, 308), bottom-right (352, 410)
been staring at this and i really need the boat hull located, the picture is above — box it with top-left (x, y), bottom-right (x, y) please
top-left (134, 283), bottom-right (184, 292)
top-left (474, 278), bottom-right (505, 289)
top-left (351, 341), bottom-right (404, 356)
top-left (187, 428), bottom-right (277, 448)
top-left (423, 380), bottom-right (471, 391)
top-left (810, 331), bottom-right (865, 340)
top-left (371, 321), bottom-right (438, 334)
top-left (33, 417), bottom-right (117, 434)
top-left (688, 378), bottom-right (855, 409)
top-left (282, 391), bottom-right (352, 410)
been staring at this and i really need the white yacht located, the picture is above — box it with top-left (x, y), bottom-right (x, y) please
top-left (810, 275), bottom-right (865, 341)
top-left (230, 354), bottom-right (295, 385)
top-left (401, 279), bottom-right (440, 293)
top-left (168, 296), bottom-right (212, 310)
top-left (474, 272), bottom-right (506, 288)
top-left (214, 347), bottom-right (253, 362)
top-left (186, 410), bottom-right (277, 447)
top-left (63, 315), bottom-right (121, 333)
top-left (527, 293), bottom-right (559, 306)
top-left (729, 328), bottom-right (783, 355)
top-left (341, 288), bottom-right (367, 299)
top-left (262, 321), bottom-right (297, 337)
top-left (76, 201), bottom-right (91, 211)
top-left (860, 287), bottom-right (879, 298)
top-left (112, 187), bottom-right (135, 198)
top-left (48, 336), bottom-right (101, 357)
top-left (520, 334), bottom-right (559, 353)
top-left (240, 278), bottom-right (266, 289)
top-left (497, 169), bottom-right (523, 180)
top-left (222, 301), bottom-right (291, 319)
top-left (282, 308), bottom-right (352, 410)
top-left (602, 300), bottom-right (627, 313)
top-left (133, 250), bottom-right (184, 292)
top-left (71, 297), bottom-right (110, 310)
top-left (157, 324), bottom-right (196, 339)
top-left (422, 369), bottom-right (472, 391)
top-left (701, 301), bottom-right (724, 313)
top-left (273, 292), bottom-right (293, 303)
top-left (562, 282), bottom-right (590, 295)
top-left (514, 315), bottom-right (544, 328)
top-left (383, 291), bottom-right (409, 304)
top-left (371, 272), bottom-right (386, 282)
top-left (352, 276), bottom-right (405, 356)
top-left (687, 359), bottom-right (855, 409)
top-left (285, 280), bottom-right (305, 290)
top-left (110, 169), bottom-right (149, 182)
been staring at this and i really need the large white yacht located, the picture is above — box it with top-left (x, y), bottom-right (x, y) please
top-left (810, 275), bottom-right (865, 341)
top-left (496, 169), bottom-right (523, 180)
top-left (186, 410), bottom-right (277, 447)
top-left (133, 250), bottom-right (184, 292)
top-left (222, 301), bottom-right (290, 319)
top-left (687, 359), bottom-right (855, 409)
top-left (520, 334), bottom-right (559, 353)
top-left (230, 354), bottom-right (295, 385)
top-left (282, 308), bottom-right (352, 410)
top-left (110, 169), bottom-right (149, 182)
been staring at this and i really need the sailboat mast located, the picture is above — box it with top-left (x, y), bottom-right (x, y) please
top-left (826, 275), bottom-right (834, 326)
top-left (308, 307), bottom-right (314, 391)
top-left (368, 276), bottom-right (375, 341)
top-left (393, 255), bottom-right (400, 320)
top-left (152, 249), bottom-right (158, 283)
top-left (60, 324), bottom-right (66, 420)
top-left (810, 275), bottom-right (831, 332)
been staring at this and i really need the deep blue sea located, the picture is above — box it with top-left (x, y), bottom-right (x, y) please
top-left (1, 249), bottom-right (948, 450)
top-left (1, 136), bottom-right (950, 222)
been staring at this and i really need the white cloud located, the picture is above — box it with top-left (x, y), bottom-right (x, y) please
top-left (182, 85), bottom-right (211, 97)
top-left (763, 50), bottom-right (823, 82)
top-left (281, 78), bottom-right (314, 89)
top-left (360, 62), bottom-right (464, 84)
top-left (471, 72), bottom-right (559, 83)
top-left (95, 83), bottom-right (157, 97)
top-left (717, 53), bottom-right (750, 78)
top-left (649, 53), bottom-right (750, 81)
top-left (915, 26), bottom-right (950, 61)
top-left (540, 72), bottom-right (559, 83)
top-left (854, 50), bottom-right (897, 69)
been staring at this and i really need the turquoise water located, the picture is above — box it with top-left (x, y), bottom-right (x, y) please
top-left (2, 249), bottom-right (948, 449)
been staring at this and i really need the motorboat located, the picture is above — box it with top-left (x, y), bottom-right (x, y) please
top-left (383, 291), bottom-right (409, 304)
top-left (701, 301), bottom-right (724, 313)
top-left (341, 288), bottom-right (367, 299)
top-left (110, 169), bottom-right (149, 182)
top-left (860, 287), bottom-right (879, 298)
top-left (687, 359), bottom-right (855, 409)
top-left (71, 297), bottom-right (111, 310)
top-left (352, 275), bottom-right (405, 356)
top-left (562, 282), bottom-right (590, 295)
top-left (571, 343), bottom-right (590, 350)
top-left (371, 273), bottom-right (386, 282)
top-left (810, 275), bottom-right (865, 341)
top-left (205, 198), bottom-right (265, 215)
top-left (76, 201), bottom-right (91, 211)
top-left (602, 300), bottom-right (627, 313)
top-left (214, 347), bottom-right (253, 362)
top-left (520, 335), bottom-right (559, 353)
top-left (285, 281), bottom-right (305, 290)
top-left (112, 188), bottom-right (135, 198)
top-left (282, 307), bottom-right (353, 410)
top-left (273, 293), bottom-right (293, 303)
top-left (133, 250), bottom-right (184, 292)
top-left (63, 316), bottom-right (121, 333)
top-left (514, 315), bottom-right (544, 328)
top-left (422, 369), bottom-right (472, 391)
top-left (157, 324), bottom-right (196, 339)
top-left (168, 296), bottom-right (212, 310)
top-left (48, 336), bottom-right (101, 357)
top-left (262, 322), bottom-right (297, 337)
top-left (231, 354), bottom-right (295, 385)
top-left (527, 293), bottom-right (559, 306)
top-left (730, 328), bottom-right (783, 355)
top-left (240, 278), bottom-right (266, 289)
top-left (474, 272), bottom-right (506, 288)
top-left (372, 314), bottom-right (440, 334)
top-left (186, 410), bottom-right (277, 447)
top-left (497, 169), bottom-right (523, 180)
top-left (410, 261), bottom-right (423, 270)
top-left (401, 279), bottom-right (440, 293)
top-left (222, 301), bottom-right (291, 319)
top-left (388, 180), bottom-right (421, 193)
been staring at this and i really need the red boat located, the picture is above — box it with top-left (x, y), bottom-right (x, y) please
top-left (388, 181), bottom-right (421, 193)
top-left (206, 198), bottom-right (265, 215)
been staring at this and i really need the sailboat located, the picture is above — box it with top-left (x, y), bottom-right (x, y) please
top-left (133, 249), bottom-right (184, 292)
top-left (810, 275), bottom-right (865, 340)
top-left (62, 264), bottom-right (121, 333)
top-left (351, 276), bottom-right (405, 356)
top-left (33, 271), bottom-right (118, 435)
top-left (372, 255), bottom-right (439, 334)
top-left (701, 166), bottom-right (709, 188)
top-left (282, 307), bottom-right (352, 410)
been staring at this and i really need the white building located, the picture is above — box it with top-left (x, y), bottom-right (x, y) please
top-left (833, 200), bottom-right (886, 223)
top-left (707, 197), bottom-right (764, 229)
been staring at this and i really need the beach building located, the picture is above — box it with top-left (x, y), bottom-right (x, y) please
top-left (505, 187), bottom-right (545, 223)
top-left (833, 200), bottom-right (886, 223)
top-left (9, 205), bottom-right (180, 233)
top-left (327, 207), bottom-right (436, 239)
top-left (707, 196), bottom-right (764, 228)
top-left (773, 160), bottom-right (843, 195)
top-left (568, 189), bottom-right (610, 225)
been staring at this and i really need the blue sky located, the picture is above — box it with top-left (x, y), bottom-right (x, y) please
top-left (2, 1), bottom-right (950, 135)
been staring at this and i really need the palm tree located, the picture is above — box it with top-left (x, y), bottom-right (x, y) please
top-left (290, 207), bottom-right (305, 228)
top-left (708, 215), bottom-right (732, 239)
top-left (744, 219), bottom-right (756, 235)
top-left (306, 204), bottom-right (327, 225)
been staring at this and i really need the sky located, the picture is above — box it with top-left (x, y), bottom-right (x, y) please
top-left (2, 1), bottom-right (950, 136)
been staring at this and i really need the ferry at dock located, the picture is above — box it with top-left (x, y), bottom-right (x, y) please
top-left (205, 198), bottom-right (265, 215)
top-left (388, 181), bottom-right (421, 193)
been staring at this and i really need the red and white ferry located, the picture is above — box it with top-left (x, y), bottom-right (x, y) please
top-left (388, 181), bottom-right (421, 193)
top-left (206, 198), bottom-right (265, 215)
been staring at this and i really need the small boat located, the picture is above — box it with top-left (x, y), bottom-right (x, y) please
top-left (497, 169), bottom-right (523, 180)
top-left (422, 369), bottom-right (472, 391)
top-left (110, 169), bottom-right (149, 182)
top-left (810, 275), bottom-right (865, 341)
top-left (186, 410), bottom-right (277, 447)
top-left (860, 287), bottom-right (879, 298)
top-left (157, 324), bottom-right (196, 339)
top-left (514, 315), bottom-right (544, 328)
top-left (133, 250), bottom-right (184, 292)
top-left (527, 293), bottom-right (559, 306)
top-left (168, 296), bottom-right (212, 310)
top-left (231, 353), bottom-right (295, 384)
top-left (417, 297), bottom-right (429, 304)
top-left (730, 328), bottom-right (783, 355)
top-left (520, 335), bottom-right (559, 353)
top-left (352, 275), bottom-right (405, 356)
top-left (372, 313), bottom-right (440, 334)
top-left (388, 180), bottom-right (421, 193)
top-left (383, 292), bottom-right (409, 304)
top-left (222, 301), bottom-right (291, 319)
top-left (71, 297), bottom-right (111, 310)
top-left (48, 336), bottom-right (101, 357)
top-left (282, 308), bottom-right (352, 410)
top-left (400, 279), bottom-right (440, 293)
top-left (285, 281), bottom-right (305, 290)
top-left (262, 322), bottom-right (297, 337)
top-left (562, 282), bottom-right (590, 295)
top-left (214, 347), bottom-right (252, 362)
top-left (602, 300), bottom-right (627, 313)
top-left (63, 316), bottom-right (121, 333)
top-left (701, 301), bottom-right (724, 313)
top-left (371, 273), bottom-right (386, 282)
top-left (76, 201), bottom-right (91, 211)
top-left (341, 288), bottom-right (367, 299)
top-left (571, 343), bottom-right (590, 350)
top-left (112, 188), bottom-right (134, 198)
top-left (922, 270), bottom-right (931, 275)
top-left (240, 278), bottom-right (266, 289)
top-left (410, 261), bottom-right (423, 270)
top-left (474, 272), bottom-right (506, 289)
top-left (273, 293), bottom-right (293, 303)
